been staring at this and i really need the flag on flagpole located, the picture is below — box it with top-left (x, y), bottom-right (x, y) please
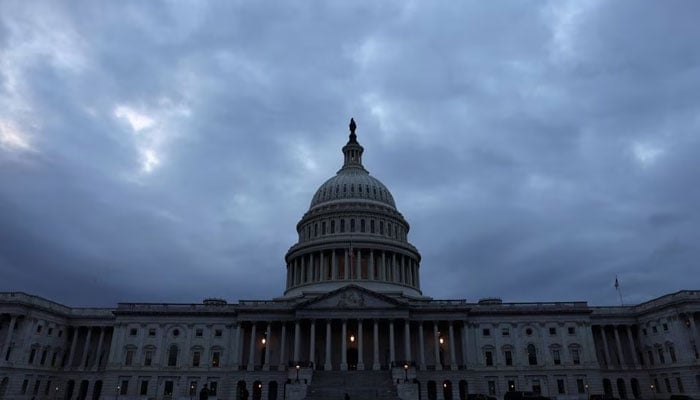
top-left (614, 276), bottom-right (619, 289)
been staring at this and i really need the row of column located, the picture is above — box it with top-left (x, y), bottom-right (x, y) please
top-left (237, 319), bottom-right (461, 371)
top-left (286, 249), bottom-right (420, 289)
top-left (594, 325), bottom-right (641, 369)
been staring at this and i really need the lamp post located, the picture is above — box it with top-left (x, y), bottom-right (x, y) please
top-left (54, 386), bottom-right (59, 400)
top-left (403, 364), bottom-right (409, 382)
top-left (116, 385), bottom-right (121, 400)
top-left (584, 384), bottom-right (589, 400)
top-left (190, 384), bottom-right (194, 400)
top-left (295, 364), bottom-right (300, 383)
top-left (650, 384), bottom-right (655, 400)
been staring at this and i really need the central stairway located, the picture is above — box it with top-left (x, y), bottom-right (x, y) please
top-left (305, 370), bottom-right (398, 400)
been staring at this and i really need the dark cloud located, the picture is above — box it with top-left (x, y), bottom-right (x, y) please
top-left (1, 1), bottom-right (699, 307)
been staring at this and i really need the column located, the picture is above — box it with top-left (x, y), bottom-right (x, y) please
top-left (233, 323), bottom-right (242, 369)
top-left (625, 326), bottom-right (640, 367)
top-left (613, 326), bottom-right (625, 369)
top-left (79, 327), bottom-right (92, 369)
top-left (356, 249), bottom-right (361, 279)
top-left (381, 252), bottom-right (386, 281)
top-left (433, 322), bottom-right (442, 370)
top-left (293, 321), bottom-right (301, 363)
top-left (1, 315), bottom-right (17, 361)
top-left (392, 253), bottom-right (397, 282)
top-left (278, 323), bottom-right (287, 369)
top-left (461, 321), bottom-right (468, 367)
top-left (419, 322), bottom-right (426, 370)
top-left (309, 320), bottom-right (316, 369)
top-left (389, 320), bottom-right (395, 365)
top-left (67, 327), bottom-right (81, 368)
top-left (688, 316), bottom-right (700, 352)
top-left (357, 319), bottom-right (364, 370)
top-left (404, 320), bottom-right (412, 362)
top-left (369, 250), bottom-right (375, 280)
top-left (341, 320), bottom-right (348, 370)
top-left (247, 323), bottom-right (256, 371)
top-left (600, 326), bottom-right (612, 369)
top-left (308, 253), bottom-right (313, 282)
top-left (325, 320), bottom-right (332, 371)
top-left (332, 250), bottom-right (338, 280)
top-left (344, 250), bottom-right (349, 279)
top-left (93, 327), bottom-right (105, 370)
top-left (319, 251), bottom-right (324, 281)
top-left (373, 320), bottom-right (380, 370)
top-left (449, 322), bottom-right (457, 370)
top-left (263, 323), bottom-right (272, 371)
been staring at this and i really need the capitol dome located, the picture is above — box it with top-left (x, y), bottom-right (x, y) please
top-left (283, 119), bottom-right (423, 298)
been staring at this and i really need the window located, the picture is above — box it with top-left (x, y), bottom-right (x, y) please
top-left (577, 379), bottom-right (585, 394)
top-left (29, 348), bottom-right (36, 364)
top-left (505, 350), bottom-right (513, 366)
top-left (379, 221), bottom-right (384, 235)
top-left (482, 328), bottom-right (491, 336)
top-left (557, 379), bottom-right (565, 394)
top-left (648, 350), bottom-right (655, 365)
top-left (40, 349), bottom-right (47, 365)
top-left (148, 328), bottom-right (156, 336)
top-left (125, 350), bottom-right (134, 366)
top-left (654, 379), bottom-right (660, 393)
top-left (508, 380), bottom-right (516, 391)
top-left (36, 325), bottom-right (42, 334)
top-left (51, 351), bottom-right (58, 366)
top-left (568, 327), bottom-right (575, 335)
top-left (212, 351), bottom-right (220, 367)
top-left (549, 327), bottom-right (557, 335)
top-left (167, 345), bottom-right (178, 366)
top-left (214, 329), bottom-right (222, 337)
top-left (360, 219), bottom-right (365, 232)
top-left (322, 221), bottom-right (326, 234)
top-left (58, 330), bottom-right (63, 338)
top-left (144, 350), bottom-right (153, 366)
top-left (488, 381), bottom-right (496, 396)
top-left (33, 380), bottom-right (40, 395)
top-left (120, 381), bottom-right (129, 395)
top-left (502, 328), bottom-right (510, 336)
top-left (129, 328), bottom-right (138, 336)
top-left (209, 382), bottom-right (218, 396)
top-left (664, 378), bottom-right (671, 393)
top-left (21, 380), bottom-right (28, 394)
top-left (663, 323), bottom-right (668, 331)
top-left (527, 344), bottom-right (537, 365)
top-left (164, 381), bottom-right (173, 396)
top-left (526, 328), bottom-right (533, 336)
top-left (485, 351), bottom-right (493, 366)
top-left (331, 220), bottom-right (335, 233)
top-left (196, 329), bottom-right (203, 337)
top-left (658, 348), bottom-right (665, 364)
top-left (314, 223), bottom-right (318, 236)
top-left (48, 328), bottom-right (53, 336)
top-left (140, 381), bottom-right (149, 396)
top-left (173, 329), bottom-right (180, 337)
top-left (669, 345), bottom-right (677, 363)
top-left (350, 219), bottom-right (355, 232)
top-left (192, 351), bottom-right (200, 367)
top-left (571, 348), bottom-right (581, 365)
top-left (552, 349), bottom-right (561, 365)
top-left (676, 377), bottom-right (684, 393)
top-left (340, 219), bottom-right (345, 233)
top-left (652, 326), bottom-right (658, 333)
top-left (642, 328), bottom-right (647, 336)
top-left (45, 380), bottom-right (52, 395)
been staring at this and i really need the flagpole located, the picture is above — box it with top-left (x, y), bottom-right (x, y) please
top-left (615, 275), bottom-right (624, 306)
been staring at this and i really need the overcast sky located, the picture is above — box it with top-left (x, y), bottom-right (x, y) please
top-left (1, 1), bottom-right (699, 307)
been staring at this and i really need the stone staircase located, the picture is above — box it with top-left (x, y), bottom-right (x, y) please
top-left (305, 370), bottom-right (398, 400)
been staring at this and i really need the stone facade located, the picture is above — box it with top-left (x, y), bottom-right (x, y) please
top-left (1, 122), bottom-right (699, 400)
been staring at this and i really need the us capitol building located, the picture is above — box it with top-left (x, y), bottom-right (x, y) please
top-left (1, 120), bottom-right (699, 400)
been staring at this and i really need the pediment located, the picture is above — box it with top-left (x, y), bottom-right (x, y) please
top-left (297, 285), bottom-right (405, 310)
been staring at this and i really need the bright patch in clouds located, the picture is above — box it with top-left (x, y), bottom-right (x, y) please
top-left (0, 119), bottom-right (32, 152)
top-left (633, 142), bottom-right (664, 166)
top-left (114, 106), bottom-right (155, 132)
top-left (140, 148), bottom-right (161, 173)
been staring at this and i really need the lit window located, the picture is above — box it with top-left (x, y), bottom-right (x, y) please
top-left (212, 352), bottom-right (220, 367)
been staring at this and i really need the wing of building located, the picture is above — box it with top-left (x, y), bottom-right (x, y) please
top-left (1, 120), bottom-right (699, 400)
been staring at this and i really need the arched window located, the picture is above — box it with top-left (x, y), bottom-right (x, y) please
top-left (459, 380), bottom-right (468, 400)
top-left (268, 381), bottom-right (278, 400)
top-left (340, 219), bottom-right (345, 233)
top-left (167, 345), bottom-right (178, 367)
top-left (427, 380), bottom-right (437, 400)
top-left (370, 220), bottom-right (375, 233)
top-left (360, 219), bottom-right (366, 232)
top-left (330, 220), bottom-right (335, 234)
top-left (527, 344), bottom-right (537, 365)
top-left (443, 380), bottom-right (453, 400)
top-left (350, 219), bottom-right (355, 232)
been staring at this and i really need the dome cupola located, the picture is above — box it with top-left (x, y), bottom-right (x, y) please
top-left (283, 119), bottom-right (423, 298)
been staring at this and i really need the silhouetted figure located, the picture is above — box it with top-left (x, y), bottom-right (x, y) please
top-left (349, 118), bottom-right (356, 134)
top-left (199, 384), bottom-right (208, 400)
top-left (241, 388), bottom-right (249, 400)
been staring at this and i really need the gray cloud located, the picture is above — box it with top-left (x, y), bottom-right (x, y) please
top-left (1, 1), bottom-right (699, 307)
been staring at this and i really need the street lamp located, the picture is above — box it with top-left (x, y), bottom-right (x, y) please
top-left (295, 364), bottom-right (300, 383)
top-left (650, 384), bottom-right (655, 400)
top-left (116, 385), bottom-right (121, 400)
top-left (54, 386), bottom-right (59, 400)
top-left (190, 384), bottom-right (194, 400)
top-left (403, 364), bottom-right (409, 382)
top-left (584, 384), bottom-right (589, 400)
